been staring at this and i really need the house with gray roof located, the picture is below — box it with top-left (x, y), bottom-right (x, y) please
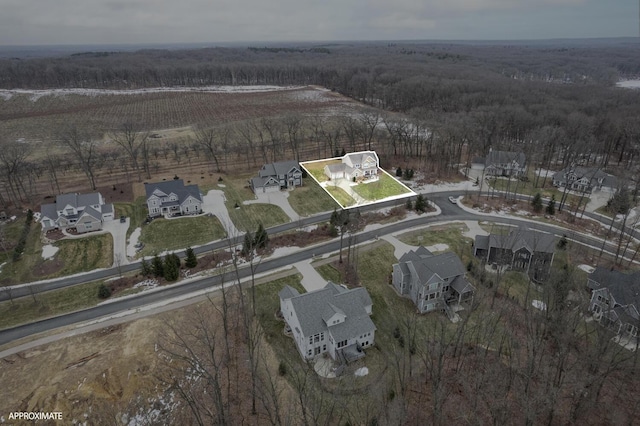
top-left (40, 192), bottom-right (114, 234)
top-left (588, 268), bottom-right (640, 342)
top-left (279, 282), bottom-right (376, 363)
top-left (552, 167), bottom-right (617, 193)
top-left (392, 247), bottom-right (475, 317)
top-left (250, 160), bottom-right (302, 194)
top-left (145, 179), bottom-right (203, 218)
top-left (482, 149), bottom-right (527, 177)
top-left (324, 151), bottom-right (379, 182)
top-left (474, 228), bottom-right (557, 283)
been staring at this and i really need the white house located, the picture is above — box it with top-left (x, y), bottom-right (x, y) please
top-left (279, 282), bottom-right (376, 363)
top-left (145, 179), bottom-right (203, 218)
top-left (40, 192), bottom-right (114, 234)
top-left (324, 151), bottom-right (379, 182)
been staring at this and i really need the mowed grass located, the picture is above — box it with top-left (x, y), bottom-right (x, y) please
top-left (115, 196), bottom-right (148, 238)
top-left (288, 177), bottom-right (338, 216)
top-left (351, 173), bottom-right (412, 201)
top-left (325, 186), bottom-right (356, 207)
top-left (396, 223), bottom-right (473, 261)
top-left (0, 281), bottom-right (103, 330)
top-left (218, 175), bottom-right (291, 231)
top-left (55, 234), bottom-right (113, 274)
top-left (301, 160), bottom-right (340, 183)
top-left (138, 215), bottom-right (226, 256)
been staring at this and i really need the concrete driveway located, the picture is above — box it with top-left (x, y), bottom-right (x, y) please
top-left (102, 217), bottom-right (129, 266)
top-left (202, 188), bottom-right (239, 236)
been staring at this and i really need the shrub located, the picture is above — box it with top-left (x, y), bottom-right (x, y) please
top-left (278, 361), bottom-right (287, 376)
top-left (98, 283), bottom-right (112, 299)
top-left (185, 247), bottom-right (197, 268)
top-left (396, 167), bottom-right (403, 177)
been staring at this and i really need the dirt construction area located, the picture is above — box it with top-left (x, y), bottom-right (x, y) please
top-left (0, 315), bottom-right (173, 424)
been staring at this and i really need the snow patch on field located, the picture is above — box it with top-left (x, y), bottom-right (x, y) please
top-left (127, 228), bottom-right (142, 258)
top-left (42, 244), bottom-right (59, 260)
top-left (271, 246), bottom-right (302, 257)
top-left (617, 80), bottom-right (640, 89)
top-left (535, 168), bottom-right (555, 177)
top-left (355, 367), bottom-right (369, 377)
top-left (426, 243), bottom-right (449, 252)
top-left (578, 264), bottom-right (595, 273)
top-left (0, 85), bottom-right (305, 101)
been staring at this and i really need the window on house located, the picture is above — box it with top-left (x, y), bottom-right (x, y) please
top-left (309, 337), bottom-right (313, 345)
top-left (323, 344), bottom-right (326, 351)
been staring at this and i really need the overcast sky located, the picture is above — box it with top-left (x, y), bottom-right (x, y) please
top-left (0, 0), bottom-right (637, 45)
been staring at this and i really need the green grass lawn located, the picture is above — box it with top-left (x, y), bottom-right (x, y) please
top-left (139, 215), bottom-right (226, 256)
top-left (0, 281), bottom-right (103, 330)
top-left (396, 223), bottom-right (473, 262)
top-left (314, 263), bottom-right (343, 283)
top-left (487, 176), bottom-right (585, 209)
top-left (301, 160), bottom-right (340, 183)
top-left (288, 177), bottom-right (338, 216)
top-left (55, 234), bottom-right (113, 274)
top-left (218, 176), bottom-right (291, 231)
top-left (115, 196), bottom-right (148, 238)
top-left (351, 173), bottom-right (411, 201)
top-left (325, 186), bottom-right (356, 207)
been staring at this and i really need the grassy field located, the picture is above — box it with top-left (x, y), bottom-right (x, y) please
top-left (314, 263), bottom-right (343, 283)
top-left (217, 176), bottom-right (291, 231)
top-left (351, 173), bottom-right (411, 201)
top-left (288, 178), bottom-right (338, 216)
top-left (55, 234), bottom-right (113, 274)
top-left (487, 176), bottom-right (584, 208)
top-left (138, 215), bottom-right (226, 256)
top-left (396, 223), bottom-right (473, 261)
top-left (325, 186), bottom-right (356, 207)
top-left (301, 159), bottom-right (340, 183)
top-left (0, 281), bottom-right (104, 330)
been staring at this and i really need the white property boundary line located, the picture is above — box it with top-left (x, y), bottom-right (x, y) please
top-left (300, 152), bottom-right (416, 209)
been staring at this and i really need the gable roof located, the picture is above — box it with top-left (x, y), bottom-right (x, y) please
top-left (281, 282), bottom-right (374, 338)
top-left (399, 248), bottom-right (466, 283)
top-left (145, 179), bottom-right (202, 203)
top-left (590, 268), bottom-right (640, 307)
top-left (258, 160), bottom-right (301, 178)
top-left (343, 151), bottom-right (379, 168)
top-left (485, 150), bottom-right (526, 167)
top-left (487, 229), bottom-right (556, 254)
top-left (552, 167), bottom-right (617, 188)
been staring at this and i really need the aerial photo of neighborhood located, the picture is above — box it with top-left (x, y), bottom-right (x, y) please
top-left (0, 1), bottom-right (640, 425)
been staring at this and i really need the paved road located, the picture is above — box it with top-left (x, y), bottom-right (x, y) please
top-left (0, 194), bottom-right (625, 346)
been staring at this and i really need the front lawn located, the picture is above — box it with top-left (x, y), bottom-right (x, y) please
top-left (351, 173), bottom-right (412, 201)
top-left (55, 234), bottom-right (113, 274)
top-left (325, 186), bottom-right (356, 207)
top-left (396, 223), bottom-right (473, 261)
top-left (115, 196), bottom-right (148, 238)
top-left (288, 177), bottom-right (338, 216)
top-left (139, 215), bottom-right (226, 256)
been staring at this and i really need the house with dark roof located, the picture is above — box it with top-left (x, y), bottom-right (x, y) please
top-left (40, 192), bottom-right (114, 234)
top-left (482, 149), bottom-right (527, 177)
top-left (250, 160), bottom-right (302, 194)
top-left (588, 268), bottom-right (640, 341)
top-left (279, 282), bottom-right (376, 363)
top-left (474, 229), bottom-right (557, 282)
top-left (392, 247), bottom-right (475, 318)
top-left (145, 179), bottom-right (203, 218)
top-left (324, 151), bottom-right (379, 182)
top-left (552, 167), bottom-right (617, 193)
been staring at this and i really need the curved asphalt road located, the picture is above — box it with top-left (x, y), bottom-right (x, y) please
top-left (0, 192), bottom-right (627, 347)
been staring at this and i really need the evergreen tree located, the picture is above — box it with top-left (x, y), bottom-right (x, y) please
top-left (242, 232), bottom-right (254, 257)
top-left (415, 194), bottom-right (427, 213)
top-left (185, 247), bottom-right (197, 268)
top-left (532, 192), bottom-right (543, 213)
top-left (546, 194), bottom-right (556, 215)
top-left (340, 148), bottom-right (346, 156)
top-left (152, 254), bottom-right (164, 277)
top-left (396, 167), bottom-right (403, 177)
top-left (406, 197), bottom-right (413, 210)
top-left (164, 254), bottom-right (180, 281)
top-left (141, 258), bottom-right (152, 276)
top-left (98, 283), bottom-right (111, 299)
top-left (254, 223), bottom-right (268, 249)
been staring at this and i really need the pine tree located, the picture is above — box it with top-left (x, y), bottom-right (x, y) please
top-left (415, 194), bottom-right (427, 213)
top-left (242, 232), bottom-right (254, 257)
top-left (396, 167), bottom-right (403, 177)
top-left (340, 148), bottom-right (346, 156)
top-left (152, 254), bottom-right (164, 277)
top-left (141, 258), bottom-right (152, 276)
top-left (98, 283), bottom-right (111, 299)
top-left (546, 194), bottom-right (556, 215)
top-left (254, 223), bottom-right (268, 249)
top-left (532, 192), bottom-right (543, 213)
top-left (406, 197), bottom-right (413, 210)
top-left (185, 247), bottom-right (197, 268)
top-left (163, 254), bottom-right (179, 281)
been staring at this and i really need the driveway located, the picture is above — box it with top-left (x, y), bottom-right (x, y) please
top-left (102, 217), bottom-right (129, 266)
top-left (243, 190), bottom-right (300, 222)
top-left (201, 188), bottom-right (240, 236)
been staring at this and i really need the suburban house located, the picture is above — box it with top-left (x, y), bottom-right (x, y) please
top-left (250, 160), bottom-right (303, 194)
top-left (145, 179), bottom-right (203, 218)
top-left (482, 149), bottom-right (527, 177)
top-left (324, 151), bottom-right (379, 182)
top-left (279, 282), bottom-right (376, 363)
top-left (588, 268), bottom-right (640, 342)
top-left (552, 167), bottom-right (617, 193)
top-left (392, 247), bottom-right (475, 318)
top-left (474, 229), bottom-right (557, 282)
top-left (40, 192), bottom-right (114, 234)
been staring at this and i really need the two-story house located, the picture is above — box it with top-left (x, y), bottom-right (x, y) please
top-left (392, 247), bottom-right (475, 316)
top-left (588, 268), bottom-right (640, 341)
top-left (145, 179), bottom-right (203, 218)
top-left (552, 167), bottom-right (617, 193)
top-left (250, 160), bottom-right (303, 194)
top-left (474, 229), bottom-right (556, 283)
top-left (483, 149), bottom-right (527, 177)
top-left (40, 192), bottom-right (114, 234)
top-left (279, 282), bottom-right (376, 363)
top-left (324, 151), bottom-right (379, 182)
